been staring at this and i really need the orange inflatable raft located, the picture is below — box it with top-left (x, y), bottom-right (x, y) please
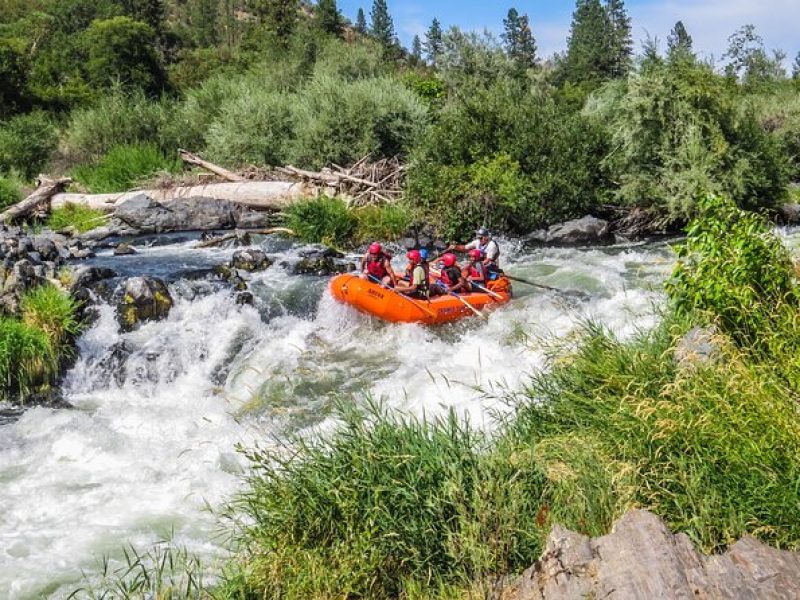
top-left (329, 274), bottom-right (512, 324)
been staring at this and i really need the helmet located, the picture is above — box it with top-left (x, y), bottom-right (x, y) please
top-left (419, 248), bottom-right (429, 260)
top-left (442, 253), bottom-right (457, 267)
top-left (406, 249), bottom-right (422, 263)
top-left (468, 248), bottom-right (483, 260)
top-left (476, 227), bottom-right (490, 238)
top-left (368, 242), bottom-right (382, 255)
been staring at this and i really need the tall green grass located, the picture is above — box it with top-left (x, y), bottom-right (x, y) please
top-left (0, 318), bottom-right (56, 398)
top-left (46, 203), bottom-right (107, 233)
top-left (0, 172), bottom-right (23, 210)
top-left (71, 143), bottom-right (182, 193)
top-left (220, 402), bottom-right (543, 599)
top-left (21, 284), bottom-right (81, 346)
top-left (0, 285), bottom-right (81, 401)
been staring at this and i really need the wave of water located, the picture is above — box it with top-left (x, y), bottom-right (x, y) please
top-left (0, 236), bottom-right (675, 598)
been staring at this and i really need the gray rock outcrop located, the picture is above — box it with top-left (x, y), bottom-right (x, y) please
top-left (524, 216), bottom-right (613, 247)
top-left (110, 194), bottom-right (272, 234)
top-left (508, 510), bottom-right (800, 600)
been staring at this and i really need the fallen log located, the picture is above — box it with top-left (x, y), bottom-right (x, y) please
top-left (178, 149), bottom-right (244, 182)
top-left (51, 180), bottom-right (310, 213)
top-left (0, 176), bottom-right (72, 223)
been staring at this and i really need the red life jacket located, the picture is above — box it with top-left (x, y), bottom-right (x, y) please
top-left (469, 262), bottom-right (485, 281)
top-left (366, 255), bottom-right (388, 279)
top-left (440, 265), bottom-right (461, 286)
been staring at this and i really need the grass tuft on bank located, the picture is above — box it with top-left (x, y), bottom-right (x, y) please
top-left (46, 203), bottom-right (107, 233)
top-left (0, 284), bottom-right (81, 401)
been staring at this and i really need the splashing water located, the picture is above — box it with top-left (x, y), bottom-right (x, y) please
top-left (0, 236), bottom-right (676, 598)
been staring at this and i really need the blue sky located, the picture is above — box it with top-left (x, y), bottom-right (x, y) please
top-left (337, 1), bottom-right (800, 67)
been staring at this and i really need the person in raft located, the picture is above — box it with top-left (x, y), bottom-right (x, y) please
top-left (449, 227), bottom-right (501, 274)
top-left (463, 248), bottom-right (487, 292)
top-left (361, 242), bottom-right (396, 287)
top-left (434, 253), bottom-right (469, 295)
top-left (396, 250), bottom-right (430, 299)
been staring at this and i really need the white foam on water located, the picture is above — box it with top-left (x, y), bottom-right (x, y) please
top-left (0, 239), bottom-right (674, 598)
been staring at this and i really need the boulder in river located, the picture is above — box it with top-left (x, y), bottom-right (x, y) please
top-left (506, 510), bottom-right (800, 599)
top-left (116, 276), bottom-right (173, 331)
top-left (230, 249), bottom-right (272, 272)
top-left (113, 243), bottom-right (137, 256)
top-left (524, 216), bottom-right (613, 247)
top-left (288, 244), bottom-right (354, 276)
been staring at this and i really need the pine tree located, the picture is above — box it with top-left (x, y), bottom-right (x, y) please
top-left (667, 20), bottom-right (693, 59)
top-left (249, 0), bottom-right (299, 43)
top-left (370, 0), bottom-right (396, 49)
top-left (793, 51), bottom-right (800, 80)
top-left (605, 0), bottom-right (632, 77)
top-left (355, 7), bottom-right (367, 34)
top-left (411, 34), bottom-right (422, 61)
top-left (563, 0), bottom-right (614, 85)
top-left (424, 18), bottom-right (443, 65)
top-left (191, 0), bottom-right (218, 46)
top-left (503, 8), bottom-right (537, 69)
top-left (315, 0), bottom-right (343, 36)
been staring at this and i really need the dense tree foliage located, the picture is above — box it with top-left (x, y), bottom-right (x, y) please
top-left (0, 0), bottom-right (796, 238)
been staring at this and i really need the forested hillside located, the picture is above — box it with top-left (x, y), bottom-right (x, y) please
top-left (1, 0), bottom-right (799, 238)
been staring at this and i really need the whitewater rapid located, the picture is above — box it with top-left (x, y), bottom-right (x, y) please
top-left (0, 236), bottom-right (675, 598)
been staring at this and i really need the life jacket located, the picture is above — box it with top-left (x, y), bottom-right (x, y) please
top-left (440, 265), bottom-right (462, 287)
top-left (468, 261), bottom-right (485, 281)
top-left (478, 239), bottom-right (500, 264)
top-left (410, 263), bottom-right (430, 297)
top-left (366, 255), bottom-right (389, 279)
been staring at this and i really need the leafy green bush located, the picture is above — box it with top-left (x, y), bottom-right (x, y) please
top-left (0, 174), bottom-right (22, 210)
top-left (0, 317), bottom-right (57, 399)
top-left (63, 88), bottom-right (175, 161)
top-left (284, 197), bottom-right (358, 247)
top-left (666, 195), bottom-right (800, 346)
top-left (71, 143), bottom-right (182, 192)
top-left (205, 80), bottom-right (295, 167)
top-left (0, 111), bottom-right (58, 178)
top-left (46, 203), bottom-right (107, 233)
top-left (586, 58), bottom-right (789, 219)
top-left (287, 74), bottom-right (428, 169)
top-left (21, 284), bottom-right (81, 345)
top-left (353, 203), bottom-right (412, 243)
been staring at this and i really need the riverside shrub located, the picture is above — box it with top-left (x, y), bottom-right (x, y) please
top-left (666, 195), bottom-right (800, 347)
top-left (0, 111), bottom-right (58, 179)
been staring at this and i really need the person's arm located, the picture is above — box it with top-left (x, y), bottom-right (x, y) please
top-left (451, 240), bottom-right (477, 253)
top-left (385, 259), bottom-right (397, 285)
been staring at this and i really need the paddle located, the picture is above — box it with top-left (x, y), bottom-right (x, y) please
top-left (505, 274), bottom-right (590, 300)
top-left (366, 274), bottom-right (437, 319)
top-left (468, 280), bottom-right (504, 301)
top-left (430, 281), bottom-right (485, 319)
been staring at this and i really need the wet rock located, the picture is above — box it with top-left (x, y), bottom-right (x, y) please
top-left (113, 243), bottom-right (137, 256)
top-left (116, 276), bottom-right (173, 331)
top-left (523, 216), bottom-right (613, 247)
top-left (674, 325), bottom-right (721, 371)
top-left (235, 291), bottom-right (254, 306)
top-left (292, 256), bottom-right (355, 276)
top-left (781, 201), bottom-right (800, 224)
top-left (230, 248), bottom-right (272, 272)
top-left (506, 510), bottom-right (800, 600)
top-left (214, 265), bottom-right (248, 290)
top-left (69, 266), bottom-right (118, 293)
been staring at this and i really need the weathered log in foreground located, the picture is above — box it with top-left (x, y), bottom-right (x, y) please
top-left (0, 176), bottom-right (72, 223)
top-left (506, 510), bottom-right (800, 599)
top-left (51, 180), bottom-right (310, 213)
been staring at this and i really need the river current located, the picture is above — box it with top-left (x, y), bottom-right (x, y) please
top-left (0, 233), bottom-right (679, 598)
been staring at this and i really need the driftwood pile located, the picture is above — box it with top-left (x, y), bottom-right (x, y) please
top-left (277, 155), bottom-right (406, 207)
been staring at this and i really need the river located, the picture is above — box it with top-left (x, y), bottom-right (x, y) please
top-left (0, 233), bottom-right (676, 598)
